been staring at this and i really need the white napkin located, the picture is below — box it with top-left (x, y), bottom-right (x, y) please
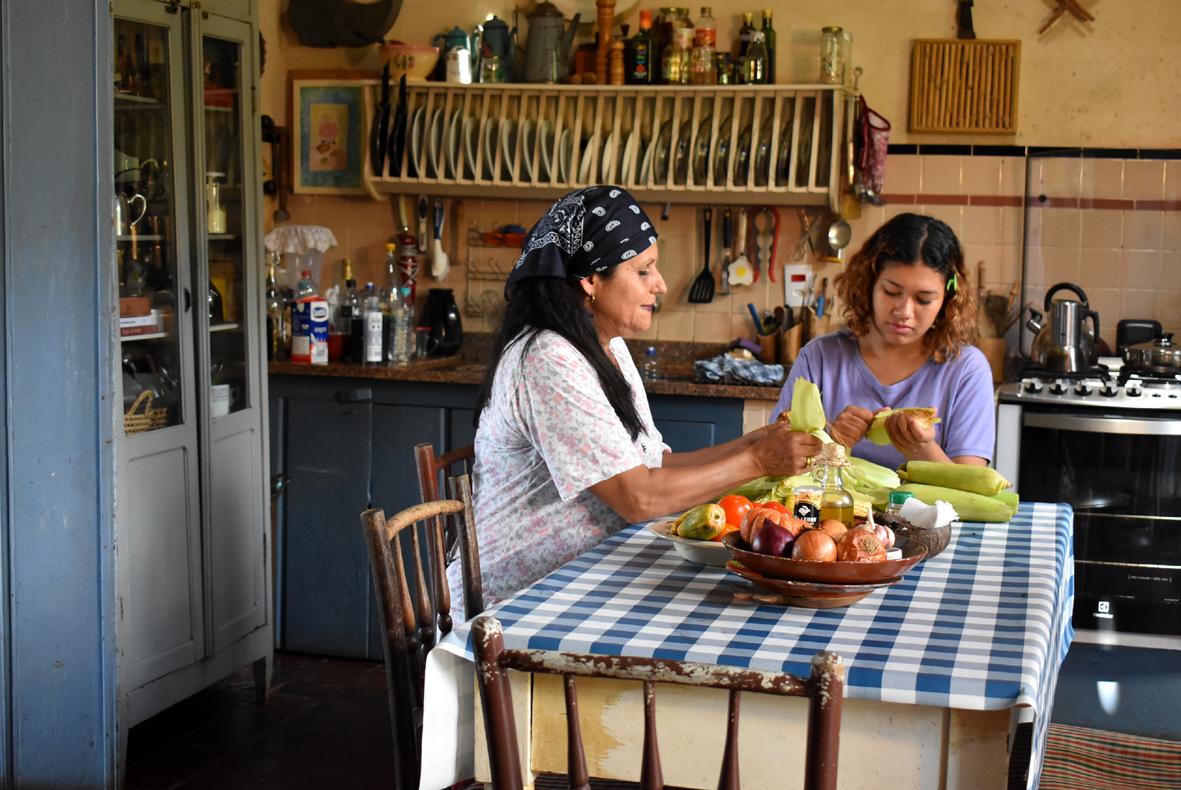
top-left (899, 496), bottom-right (958, 530)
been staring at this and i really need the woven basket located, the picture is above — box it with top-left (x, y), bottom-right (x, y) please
top-left (124, 390), bottom-right (169, 434)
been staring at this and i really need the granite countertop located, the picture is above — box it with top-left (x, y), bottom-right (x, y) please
top-left (268, 335), bottom-right (784, 402)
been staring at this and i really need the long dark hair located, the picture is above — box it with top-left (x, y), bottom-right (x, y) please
top-left (475, 273), bottom-right (645, 440)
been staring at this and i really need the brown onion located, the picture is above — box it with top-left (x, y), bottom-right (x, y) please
top-left (741, 507), bottom-right (800, 544)
top-left (792, 530), bottom-right (838, 562)
top-left (837, 530), bottom-right (886, 562)
top-left (816, 519), bottom-right (848, 541)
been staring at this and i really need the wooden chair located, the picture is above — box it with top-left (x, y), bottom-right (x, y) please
top-left (472, 615), bottom-right (845, 790)
top-left (360, 476), bottom-right (482, 789)
top-left (414, 440), bottom-right (475, 503)
top-left (413, 441), bottom-right (483, 616)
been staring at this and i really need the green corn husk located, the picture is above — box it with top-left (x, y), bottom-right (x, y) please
top-left (896, 483), bottom-right (1014, 523)
top-left (992, 491), bottom-right (1020, 515)
top-left (866, 407), bottom-right (942, 446)
top-left (789, 378), bottom-right (826, 433)
top-left (718, 476), bottom-right (780, 502)
top-left (898, 460), bottom-right (1011, 496)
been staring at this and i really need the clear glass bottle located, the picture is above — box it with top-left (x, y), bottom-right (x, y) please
top-left (661, 8), bottom-right (693, 85)
top-left (820, 26), bottom-right (845, 84)
top-left (744, 30), bottom-right (767, 85)
top-left (886, 490), bottom-right (914, 516)
top-left (689, 6), bottom-right (716, 85)
top-left (814, 444), bottom-right (855, 528)
top-left (361, 282), bottom-right (384, 364)
top-left (386, 284), bottom-right (412, 365)
top-left (642, 346), bottom-right (659, 380)
top-left (205, 172), bottom-right (226, 234)
top-left (265, 255), bottom-right (288, 360)
top-left (295, 269), bottom-right (316, 299)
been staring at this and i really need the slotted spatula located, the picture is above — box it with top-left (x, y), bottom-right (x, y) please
top-left (688, 207), bottom-right (714, 303)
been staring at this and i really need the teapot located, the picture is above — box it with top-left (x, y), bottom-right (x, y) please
top-left (433, 26), bottom-right (475, 82)
top-left (1025, 282), bottom-right (1100, 373)
top-left (115, 191), bottom-right (148, 237)
top-left (480, 15), bottom-right (517, 81)
top-left (524, 1), bottom-right (580, 83)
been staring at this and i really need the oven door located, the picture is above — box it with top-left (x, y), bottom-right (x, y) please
top-left (1017, 409), bottom-right (1181, 639)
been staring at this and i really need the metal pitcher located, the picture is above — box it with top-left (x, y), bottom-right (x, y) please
top-left (1026, 282), bottom-right (1100, 373)
top-left (433, 26), bottom-right (475, 83)
top-left (115, 191), bottom-right (147, 236)
top-left (524, 1), bottom-right (579, 83)
top-left (480, 15), bottom-right (516, 81)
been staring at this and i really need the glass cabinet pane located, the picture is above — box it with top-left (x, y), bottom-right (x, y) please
top-left (115, 17), bottom-right (183, 432)
top-left (202, 34), bottom-right (248, 417)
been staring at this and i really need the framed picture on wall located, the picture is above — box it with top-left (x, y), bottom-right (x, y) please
top-left (290, 72), bottom-right (373, 195)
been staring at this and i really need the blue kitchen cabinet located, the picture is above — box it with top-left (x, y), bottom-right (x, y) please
top-left (270, 375), bottom-right (745, 658)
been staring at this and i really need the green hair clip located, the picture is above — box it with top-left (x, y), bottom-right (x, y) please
top-left (946, 274), bottom-right (958, 293)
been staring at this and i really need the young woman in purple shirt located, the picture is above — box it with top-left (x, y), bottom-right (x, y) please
top-left (771, 213), bottom-right (995, 470)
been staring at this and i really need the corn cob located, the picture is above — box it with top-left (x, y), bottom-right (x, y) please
top-left (866, 408), bottom-right (941, 446)
top-left (897, 461), bottom-right (1011, 496)
top-left (789, 379), bottom-right (826, 433)
top-left (992, 491), bottom-right (1019, 515)
top-left (672, 503), bottom-right (727, 540)
top-left (896, 483), bottom-right (1014, 523)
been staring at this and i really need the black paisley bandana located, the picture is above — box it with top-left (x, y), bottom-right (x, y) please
top-left (504, 185), bottom-right (658, 298)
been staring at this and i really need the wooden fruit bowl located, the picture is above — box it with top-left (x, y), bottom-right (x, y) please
top-left (721, 531), bottom-right (927, 585)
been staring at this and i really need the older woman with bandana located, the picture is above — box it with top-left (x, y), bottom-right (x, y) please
top-left (462, 186), bottom-right (820, 609)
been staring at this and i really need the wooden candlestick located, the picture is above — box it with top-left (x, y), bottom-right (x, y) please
top-left (596, 0), bottom-right (614, 84)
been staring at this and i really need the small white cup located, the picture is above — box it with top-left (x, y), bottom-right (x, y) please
top-left (210, 384), bottom-right (231, 418)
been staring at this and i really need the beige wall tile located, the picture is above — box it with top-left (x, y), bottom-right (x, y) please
top-left (919, 204), bottom-right (963, 236)
top-left (1161, 251), bottom-right (1181, 290)
top-left (1123, 160), bottom-right (1165, 200)
top-left (1080, 209), bottom-right (1123, 249)
top-left (1040, 208), bottom-right (1082, 247)
top-left (883, 203), bottom-right (917, 225)
top-left (1001, 206), bottom-right (1024, 246)
top-left (994, 245), bottom-right (1022, 288)
top-left (1042, 246), bottom-right (1081, 286)
top-left (1120, 289), bottom-right (1158, 321)
top-left (961, 157), bottom-right (1001, 195)
top-left (1000, 157), bottom-right (1026, 197)
top-left (1163, 211), bottom-right (1181, 251)
top-left (961, 206), bottom-right (1004, 245)
top-left (885, 154), bottom-right (920, 194)
top-left (1083, 287), bottom-right (1120, 347)
top-left (1123, 211), bottom-right (1164, 250)
top-left (1167, 162), bottom-right (1181, 202)
top-left (655, 308), bottom-right (694, 341)
top-left (921, 155), bottom-right (962, 194)
top-left (1122, 250), bottom-right (1163, 289)
top-left (693, 311), bottom-right (731, 344)
top-left (657, 235), bottom-right (696, 302)
top-left (963, 245), bottom-right (1001, 287)
top-left (1079, 249), bottom-right (1121, 291)
top-left (1158, 290), bottom-right (1181, 327)
top-left (1024, 246), bottom-right (1046, 289)
top-left (1038, 157), bottom-right (1082, 197)
top-left (1080, 159), bottom-right (1123, 200)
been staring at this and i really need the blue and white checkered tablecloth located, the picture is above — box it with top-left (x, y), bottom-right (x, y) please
top-left (419, 502), bottom-right (1074, 790)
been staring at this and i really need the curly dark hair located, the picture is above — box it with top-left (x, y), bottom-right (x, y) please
top-left (835, 213), bottom-right (976, 362)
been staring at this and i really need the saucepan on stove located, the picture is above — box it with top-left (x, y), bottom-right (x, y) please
top-left (1123, 332), bottom-right (1181, 374)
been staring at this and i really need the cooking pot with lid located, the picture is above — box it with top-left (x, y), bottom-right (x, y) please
top-left (1123, 332), bottom-right (1181, 373)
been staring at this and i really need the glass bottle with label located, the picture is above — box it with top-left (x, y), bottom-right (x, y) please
top-left (205, 172), bottom-right (226, 234)
top-left (761, 8), bottom-right (777, 83)
top-left (689, 6), bottom-right (716, 85)
top-left (626, 10), bottom-right (654, 84)
top-left (814, 443), bottom-right (855, 528)
top-left (744, 30), bottom-right (767, 84)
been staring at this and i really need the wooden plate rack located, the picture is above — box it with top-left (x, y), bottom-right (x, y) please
top-left (361, 83), bottom-right (853, 210)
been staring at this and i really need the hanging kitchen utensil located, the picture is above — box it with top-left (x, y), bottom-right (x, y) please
top-left (728, 208), bottom-right (753, 287)
top-left (840, 81), bottom-right (862, 220)
top-left (370, 63), bottom-right (391, 176)
top-left (417, 196), bottom-right (429, 252)
top-left (688, 207), bottom-right (715, 303)
top-left (719, 207), bottom-right (732, 295)
top-left (857, 90), bottom-right (891, 197)
top-left (430, 197), bottom-right (450, 279)
top-left (823, 213), bottom-right (852, 262)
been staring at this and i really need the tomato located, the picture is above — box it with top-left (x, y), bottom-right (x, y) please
top-left (710, 523), bottom-right (740, 543)
top-left (717, 495), bottom-right (753, 529)
top-left (758, 501), bottom-right (792, 517)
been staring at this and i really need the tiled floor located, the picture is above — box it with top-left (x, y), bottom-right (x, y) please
top-left (125, 653), bottom-right (396, 789)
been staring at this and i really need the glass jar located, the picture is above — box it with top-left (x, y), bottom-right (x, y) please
top-left (886, 490), bottom-right (914, 516)
top-left (812, 443), bottom-right (855, 528)
top-left (820, 26), bottom-right (845, 84)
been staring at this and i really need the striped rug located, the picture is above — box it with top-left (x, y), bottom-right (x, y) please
top-left (1040, 723), bottom-right (1181, 789)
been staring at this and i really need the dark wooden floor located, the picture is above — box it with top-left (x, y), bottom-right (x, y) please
top-left (125, 653), bottom-right (396, 789)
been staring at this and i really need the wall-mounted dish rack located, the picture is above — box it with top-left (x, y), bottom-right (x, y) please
top-left (361, 83), bottom-right (854, 210)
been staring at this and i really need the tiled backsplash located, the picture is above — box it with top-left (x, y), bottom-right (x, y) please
top-left (275, 152), bottom-right (1179, 355)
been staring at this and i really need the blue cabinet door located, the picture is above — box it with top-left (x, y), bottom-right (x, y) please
top-left (648, 395), bottom-right (743, 453)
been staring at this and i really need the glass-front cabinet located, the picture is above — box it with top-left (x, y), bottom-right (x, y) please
top-left (111, 0), bottom-right (270, 759)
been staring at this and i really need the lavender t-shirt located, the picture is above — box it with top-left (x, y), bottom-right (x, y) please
top-left (770, 330), bottom-right (996, 468)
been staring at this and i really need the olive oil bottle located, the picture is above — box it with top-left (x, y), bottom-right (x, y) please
top-left (813, 443), bottom-right (855, 528)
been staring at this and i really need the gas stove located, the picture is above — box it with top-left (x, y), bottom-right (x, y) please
top-left (997, 357), bottom-right (1181, 411)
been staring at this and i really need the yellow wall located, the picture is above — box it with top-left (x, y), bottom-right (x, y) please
top-left (261, 0), bottom-right (1181, 148)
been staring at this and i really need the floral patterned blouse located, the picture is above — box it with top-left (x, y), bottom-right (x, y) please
top-left (449, 330), bottom-right (667, 620)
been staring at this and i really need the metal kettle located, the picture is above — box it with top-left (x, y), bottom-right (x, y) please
top-left (1026, 282), bottom-right (1101, 373)
top-left (480, 15), bottom-right (517, 81)
top-left (524, 1), bottom-right (579, 83)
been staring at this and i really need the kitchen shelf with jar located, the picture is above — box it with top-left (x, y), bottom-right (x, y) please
top-left (362, 82), bottom-right (853, 211)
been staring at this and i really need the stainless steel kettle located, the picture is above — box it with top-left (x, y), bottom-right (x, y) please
top-left (1025, 282), bottom-right (1101, 373)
